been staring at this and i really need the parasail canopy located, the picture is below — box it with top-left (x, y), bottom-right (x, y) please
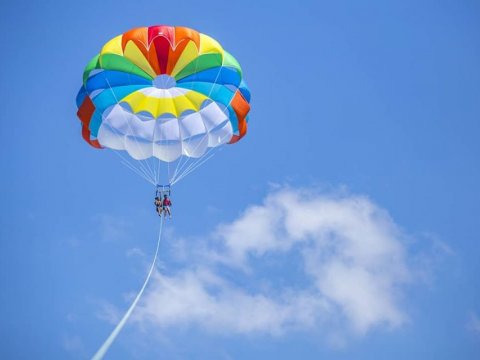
top-left (76, 25), bottom-right (251, 165)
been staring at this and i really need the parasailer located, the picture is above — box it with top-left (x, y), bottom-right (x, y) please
top-left (162, 194), bottom-right (172, 218)
top-left (154, 196), bottom-right (162, 216)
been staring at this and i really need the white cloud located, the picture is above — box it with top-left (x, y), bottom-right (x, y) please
top-left (94, 299), bottom-right (121, 325)
top-left (467, 312), bottom-right (480, 335)
top-left (94, 214), bottom-right (131, 242)
top-left (126, 247), bottom-right (146, 258)
top-left (130, 187), bottom-right (423, 341)
top-left (62, 334), bottom-right (84, 352)
top-left (135, 268), bottom-right (327, 335)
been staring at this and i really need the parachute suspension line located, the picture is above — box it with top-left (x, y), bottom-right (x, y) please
top-left (169, 147), bottom-right (192, 183)
top-left (151, 156), bottom-right (159, 185)
top-left (103, 73), bottom-right (156, 182)
top-left (91, 216), bottom-right (165, 360)
top-left (168, 160), bottom-right (171, 184)
top-left (175, 140), bottom-right (220, 181)
top-left (155, 158), bottom-right (160, 186)
top-left (169, 142), bottom-right (191, 183)
top-left (169, 132), bottom-right (209, 183)
top-left (171, 146), bottom-right (220, 186)
top-left (169, 154), bottom-right (186, 184)
top-left (170, 131), bottom-right (230, 185)
top-left (121, 159), bottom-right (155, 186)
top-left (157, 155), bottom-right (162, 184)
top-left (171, 147), bottom-right (213, 185)
top-left (112, 151), bottom-right (156, 185)
top-left (156, 158), bottom-right (166, 186)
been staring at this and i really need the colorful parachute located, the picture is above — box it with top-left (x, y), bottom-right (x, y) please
top-left (76, 25), bottom-right (250, 183)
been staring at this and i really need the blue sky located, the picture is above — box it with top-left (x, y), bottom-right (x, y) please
top-left (1, 0), bottom-right (480, 359)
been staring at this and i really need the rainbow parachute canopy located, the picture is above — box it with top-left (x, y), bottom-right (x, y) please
top-left (76, 25), bottom-right (251, 162)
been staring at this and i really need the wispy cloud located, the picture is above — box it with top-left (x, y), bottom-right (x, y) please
top-left (126, 186), bottom-right (433, 342)
top-left (94, 214), bottom-right (131, 242)
top-left (93, 299), bottom-right (121, 325)
top-left (135, 268), bottom-right (328, 335)
top-left (126, 247), bottom-right (146, 258)
top-left (62, 334), bottom-right (84, 353)
top-left (467, 312), bottom-right (480, 336)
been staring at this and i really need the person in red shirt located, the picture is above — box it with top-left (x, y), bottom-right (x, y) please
top-left (162, 194), bottom-right (172, 218)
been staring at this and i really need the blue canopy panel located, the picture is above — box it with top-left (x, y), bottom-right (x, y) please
top-left (177, 67), bottom-right (242, 88)
top-left (177, 81), bottom-right (239, 132)
top-left (238, 80), bottom-right (251, 102)
top-left (76, 86), bottom-right (88, 108)
top-left (86, 70), bottom-right (152, 93)
top-left (88, 110), bottom-right (104, 138)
